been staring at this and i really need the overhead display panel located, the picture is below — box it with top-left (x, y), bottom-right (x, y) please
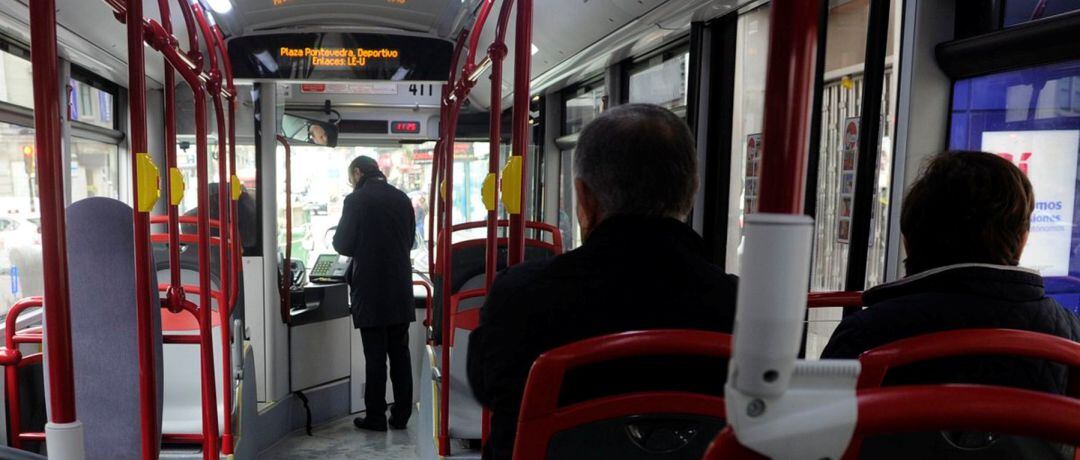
top-left (228, 32), bottom-right (453, 81)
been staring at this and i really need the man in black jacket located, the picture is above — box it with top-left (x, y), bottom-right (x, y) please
top-left (332, 156), bottom-right (416, 431)
top-left (467, 104), bottom-right (738, 459)
top-left (822, 151), bottom-right (1080, 458)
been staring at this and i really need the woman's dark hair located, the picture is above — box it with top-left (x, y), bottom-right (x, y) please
top-left (901, 151), bottom-right (1034, 274)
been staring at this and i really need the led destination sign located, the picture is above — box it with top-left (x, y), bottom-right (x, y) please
top-left (229, 33), bottom-right (452, 81)
top-left (279, 47), bottom-right (400, 68)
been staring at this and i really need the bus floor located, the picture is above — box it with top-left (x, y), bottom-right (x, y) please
top-left (260, 414), bottom-right (420, 460)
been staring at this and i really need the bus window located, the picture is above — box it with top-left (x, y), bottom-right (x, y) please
top-left (0, 44), bottom-right (33, 109)
top-left (564, 84), bottom-right (605, 136)
top-left (948, 58), bottom-right (1080, 315)
top-left (1004, 0), bottom-right (1080, 27)
top-left (728, 3), bottom-right (771, 276)
top-left (0, 121), bottom-right (40, 314)
top-left (727, 0), bottom-right (901, 357)
top-left (276, 141), bottom-right (496, 272)
top-left (628, 49), bottom-right (690, 114)
top-left (70, 137), bottom-right (119, 200)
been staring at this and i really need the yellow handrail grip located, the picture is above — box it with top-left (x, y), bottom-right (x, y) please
top-left (231, 174), bottom-right (243, 201)
top-left (135, 153), bottom-right (160, 213)
top-left (481, 172), bottom-right (497, 211)
top-left (440, 179), bottom-right (447, 202)
top-left (500, 156), bottom-right (523, 215)
top-left (169, 167), bottom-right (185, 206)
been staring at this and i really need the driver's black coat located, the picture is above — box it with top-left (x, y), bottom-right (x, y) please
top-left (333, 176), bottom-right (416, 328)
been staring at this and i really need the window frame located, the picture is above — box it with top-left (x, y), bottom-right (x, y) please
top-left (559, 76), bottom-right (606, 138)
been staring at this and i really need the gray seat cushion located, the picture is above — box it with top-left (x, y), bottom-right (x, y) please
top-left (65, 197), bottom-right (163, 458)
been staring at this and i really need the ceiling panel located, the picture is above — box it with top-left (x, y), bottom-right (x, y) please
top-left (233, 0), bottom-right (460, 34)
top-left (468, 0), bottom-right (756, 110)
top-left (52, 0), bottom-right (198, 84)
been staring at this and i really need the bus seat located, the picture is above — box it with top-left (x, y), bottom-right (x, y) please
top-left (432, 238), bottom-right (558, 344)
top-left (161, 326), bottom-right (226, 436)
top-left (856, 328), bottom-right (1080, 392)
top-left (703, 385), bottom-right (1080, 460)
top-left (512, 330), bottom-right (730, 460)
top-left (853, 328), bottom-right (1080, 459)
top-left (430, 275), bottom-right (488, 441)
top-left (65, 197), bottom-right (163, 459)
top-left (433, 337), bottom-right (485, 440)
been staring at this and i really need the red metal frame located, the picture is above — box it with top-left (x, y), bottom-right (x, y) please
top-left (27, 0), bottom-right (81, 453)
top-left (511, 330), bottom-right (731, 460)
top-left (190, 6), bottom-right (237, 451)
top-left (102, 1), bottom-right (231, 456)
top-left (0, 297), bottom-right (44, 449)
top-left (483, 0), bottom-right (512, 301)
top-left (507, 0), bottom-right (532, 265)
top-left (857, 328), bottom-right (1080, 392)
top-left (430, 0), bottom-right (536, 453)
top-left (806, 291), bottom-right (863, 308)
top-left (703, 385), bottom-right (1080, 460)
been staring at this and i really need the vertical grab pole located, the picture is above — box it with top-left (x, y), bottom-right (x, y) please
top-left (480, 1), bottom-right (516, 445)
top-left (191, 6), bottom-right (235, 451)
top-left (124, 1), bottom-right (162, 458)
top-left (438, 101), bottom-right (462, 456)
top-left (158, 0), bottom-right (187, 316)
top-left (484, 0), bottom-right (513, 292)
top-left (278, 136), bottom-right (293, 325)
top-left (507, 0), bottom-right (532, 265)
top-left (28, 0), bottom-right (85, 457)
top-left (435, 31), bottom-right (467, 456)
top-left (187, 53), bottom-right (222, 460)
top-left (756, 0), bottom-right (820, 214)
top-left (213, 24), bottom-right (242, 311)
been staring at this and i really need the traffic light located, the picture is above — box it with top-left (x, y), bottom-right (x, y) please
top-left (21, 145), bottom-right (34, 175)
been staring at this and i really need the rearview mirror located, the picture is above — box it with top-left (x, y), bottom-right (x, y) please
top-left (280, 113), bottom-right (339, 147)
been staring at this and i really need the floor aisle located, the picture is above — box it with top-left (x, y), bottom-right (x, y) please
top-left (260, 415), bottom-right (420, 460)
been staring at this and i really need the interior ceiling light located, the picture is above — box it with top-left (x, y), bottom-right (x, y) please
top-left (204, 0), bottom-right (233, 14)
top-left (531, 44), bottom-right (539, 55)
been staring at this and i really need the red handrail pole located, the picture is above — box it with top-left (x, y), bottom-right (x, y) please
top-left (191, 67), bottom-right (222, 460)
top-left (212, 92), bottom-right (235, 453)
top-left (757, 0), bottom-right (821, 214)
top-left (28, 0), bottom-right (79, 430)
top-left (191, 6), bottom-right (235, 451)
top-left (278, 136), bottom-right (293, 325)
top-left (157, 0), bottom-right (187, 315)
top-left (467, 0), bottom-right (496, 70)
top-left (5, 351), bottom-right (21, 448)
top-left (123, 0), bottom-right (163, 457)
top-left (484, 0), bottom-right (513, 293)
top-left (214, 24), bottom-right (242, 309)
top-left (4, 297), bottom-right (42, 450)
top-left (438, 102), bottom-right (462, 456)
top-left (507, 0), bottom-right (532, 265)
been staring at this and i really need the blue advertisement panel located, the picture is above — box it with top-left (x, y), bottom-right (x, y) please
top-left (949, 59), bottom-right (1080, 313)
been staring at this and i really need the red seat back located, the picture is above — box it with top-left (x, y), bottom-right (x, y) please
top-left (703, 385), bottom-right (1080, 460)
top-left (857, 328), bottom-right (1080, 394)
top-left (512, 330), bottom-right (731, 460)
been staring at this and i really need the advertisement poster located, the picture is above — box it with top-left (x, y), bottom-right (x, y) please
top-left (745, 134), bottom-right (762, 213)
top-left (982, 130), bottom-right (1080, 276)
top-left (837, 118), bottom-right (859, 243)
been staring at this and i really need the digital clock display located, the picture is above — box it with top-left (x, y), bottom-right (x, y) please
top-left (391, 121), bottom-right (421, 134)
